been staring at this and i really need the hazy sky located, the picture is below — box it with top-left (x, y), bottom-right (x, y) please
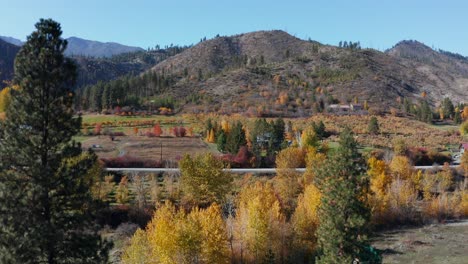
top-left (1, 0), bottom-right (467, 55)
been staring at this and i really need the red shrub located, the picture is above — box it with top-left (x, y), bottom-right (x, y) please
top-left (172, 126), bottom-right (186, 137)
top-left (153, 123), bottom-right (162, 137)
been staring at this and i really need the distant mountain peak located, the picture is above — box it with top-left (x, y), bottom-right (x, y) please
top-left (0, 34), bottom-right (144, 58)
top-left (64, 37), bottom-right (144, 58)
top-left (0, 36), bottom-right (24, 46)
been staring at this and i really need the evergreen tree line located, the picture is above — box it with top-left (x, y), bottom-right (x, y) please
top-left (75, 71), bottom-right (177, 112)
top-left (338, 40), bottom-right (361, 50)
top-left (401, 97), bottom-right (465, 124)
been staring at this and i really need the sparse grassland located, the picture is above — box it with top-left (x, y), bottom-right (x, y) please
top-left (372, 221), bottom-right (468, 264)
top-left (300, 114), bottom-right (461, 151)
top-left (81, 135), bottom-right (216, 162)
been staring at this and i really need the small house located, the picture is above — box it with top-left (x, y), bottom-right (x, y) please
top-left (328, 104), bottom-right (351, 113)
top-left (350, 104), bottom-right (363, 111)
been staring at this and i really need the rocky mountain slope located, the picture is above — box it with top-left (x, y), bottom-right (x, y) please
top-left (386, 40), bottom-right (468, 102)
top-left (146, 30), bottom-right (468, 114)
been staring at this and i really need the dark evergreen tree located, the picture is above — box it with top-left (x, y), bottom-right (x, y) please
top-left (0, 19), bottom-right (110, 263)
top-left (250, 118), bottom-right (272, 167)
top-left (418, 100), bottom-right (433, 123)
top-left (368, 116), bottom-right (380, 134)
top-left (454, 110), bottom-right (462, 124)
top-left (226, 121), bottom-right (247, 154)
top-left (271, 118), bottom-right (285, 151)
top-left (312, 120), bottom-right (327, 139)
top-left (216, 129), bottom-right (227, 152)
top-left (402, 97), bottom-right (412, 114)
top-left (314, 128), bottom-right (378, 263)
top-left (441, 97), bottom-right (455, 119)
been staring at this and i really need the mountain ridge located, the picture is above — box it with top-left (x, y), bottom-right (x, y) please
top-left (0, 35), bottom-right (144, 58)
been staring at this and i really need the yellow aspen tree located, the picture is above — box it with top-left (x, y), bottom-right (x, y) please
top-left (179, 153), bottom-right (232, 206)
top-left (300, 128), bottom-right (319, 148)
top-left (460, 121), bottom-right (468, 136)
top-left (367, 157), bottom-right (392, 224)
top-left (439, 107), bottom-right (444, 120)
top-left (275, 147), bottom-right (305, 215)
top-left (115, 176), bottom-right (130, 204)
top-left (459, 191), bottom-right (468, 217)
top-left (303, 147), bottom-right (327, 185)
top-left (461, 151), bottom-right (468, 177)
top-left (235, 182), bottom-right (287, 262)
top-left (221, 119), bottom-right (230, 133)
top-left (146, 202), bottom-right (180, 263)
top-left (389, 155), bottom-right (413, 181)
top-left (207, 128), bottom-right (216, 143)
top-left (0, 86), bottom-right (12, 112)
top-left (199, 204), bottom-right (230, 263)
top-left (367, 157), bottom-right (391, 197)
top-left (175, 209), bottom-right (203, 263)
top-left (363, 100), bottom-right (369, 110)
top-left (292, 184), bottom-right (321, 258)
top-left (121, 229), bottom-right (153, 264)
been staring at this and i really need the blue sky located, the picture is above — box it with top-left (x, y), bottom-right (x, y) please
top-left (1, 0), bottom-right (467, 55)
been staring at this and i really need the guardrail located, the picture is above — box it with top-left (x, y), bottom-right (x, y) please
top-left (105, 166), bottom-right (460, 173)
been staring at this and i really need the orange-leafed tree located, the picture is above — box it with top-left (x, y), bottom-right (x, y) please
top-left (462, 106), bottom-right (468, 120)
top-left (94, 123), bottom-right (102, 135)
top-left (187, 127), bottom-right (194, 137)
top-left (153, 123), bottom-right (162, 137)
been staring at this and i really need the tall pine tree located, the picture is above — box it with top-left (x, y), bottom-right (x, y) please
top-left (314, 128), bottom-right (380, 263)
top-left (226, 121), bottom-right (247, 154)
top-left (0, 19), bottom-right (110, 263)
